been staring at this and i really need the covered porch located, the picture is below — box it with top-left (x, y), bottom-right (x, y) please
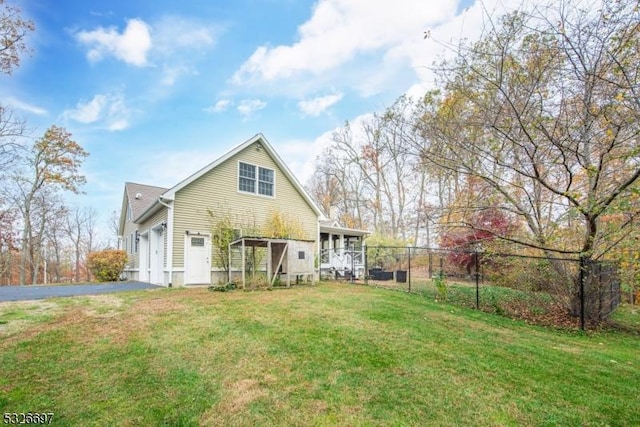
top-left (319, 221), bottom-right (369, 279)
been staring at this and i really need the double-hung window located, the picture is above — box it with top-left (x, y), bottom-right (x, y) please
top-left (239, 162), bottom-right (274, 197)
top-left (238, 162), bottom-right (256, 193)
top-left (258, 167), bottom-right (274, 196)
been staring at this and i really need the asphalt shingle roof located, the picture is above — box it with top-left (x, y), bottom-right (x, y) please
top-left (124, 182), bottom-right (168, 220)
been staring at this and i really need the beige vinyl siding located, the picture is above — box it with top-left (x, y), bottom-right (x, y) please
top-left (172, 141), bottom-right (318, 268)
top-left (122, 205), bottom-right (138, 269)
top-left (138, 207), bottom-right (168, 267)
top-left (122, 203), bottom-right (168, 271)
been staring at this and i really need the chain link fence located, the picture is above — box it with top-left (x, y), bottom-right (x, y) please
top-left (361, 246), bottom-right (622, 329)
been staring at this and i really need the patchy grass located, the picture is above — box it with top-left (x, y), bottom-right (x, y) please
top-left (0, 300), bottom-right (61, 336)
top-left (370, 278), bottom-right (577, 328)
top-left (0, 283), bottom-right (639, 426)
top-left (609, 304), bottom-right (640, 334)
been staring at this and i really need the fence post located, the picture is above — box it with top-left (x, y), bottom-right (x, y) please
top-left (363, 243), bottom-right (368, 286)
top-left (579, 255), bottom-right (585, 330)
top-left (475, 250), bottom-right (480, 310)
top-left (407, 246), bottom-right (411, 293)
top-left (351, 245), bottom-right (355, 284)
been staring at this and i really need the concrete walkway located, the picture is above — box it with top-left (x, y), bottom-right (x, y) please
top-left (0, 281), bottom-right (162, 302)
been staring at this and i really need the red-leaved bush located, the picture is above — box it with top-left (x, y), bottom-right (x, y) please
top-left (440, 208), bottom-right (517, 273)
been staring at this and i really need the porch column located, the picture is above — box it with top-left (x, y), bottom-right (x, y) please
top-left (328, 233), bottom-right (333, 264)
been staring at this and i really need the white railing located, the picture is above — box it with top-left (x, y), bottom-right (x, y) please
top-left (320, 248), bottom-right (364, 269)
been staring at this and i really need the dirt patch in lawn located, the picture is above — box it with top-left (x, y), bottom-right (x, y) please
top-left (0, 293), bottom-right (187, 347)
top-left (87, 296), bottom-right (188, 345)
top-left (200, 378), bottom-right (269, 424)
top-left (0, 300), bottom-right (61, 338)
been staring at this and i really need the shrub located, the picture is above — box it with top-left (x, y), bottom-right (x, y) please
top-left (87, 250), bottom-right (128, 282)
top-left (433, 272), bottom-right (447, 302)
top-left (261, 210), bottom-right (307, 239)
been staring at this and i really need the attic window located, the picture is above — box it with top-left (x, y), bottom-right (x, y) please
top-left (239, 162), bottom-right (256, 193)
top-left (238, 162), bottom-right (274, 197)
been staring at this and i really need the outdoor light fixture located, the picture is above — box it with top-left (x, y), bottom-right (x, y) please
top-left (161, 222), bottom-right (167, 231)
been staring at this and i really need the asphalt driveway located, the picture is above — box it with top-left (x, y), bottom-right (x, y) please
top-left (0, 281), bottom-right (162, 302)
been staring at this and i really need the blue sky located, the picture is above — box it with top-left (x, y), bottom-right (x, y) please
top-left (3, 0), bottom-right (504, 241)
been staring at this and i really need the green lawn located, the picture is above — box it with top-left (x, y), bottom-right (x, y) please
top-left (1, 283), bottom-right (638, 426)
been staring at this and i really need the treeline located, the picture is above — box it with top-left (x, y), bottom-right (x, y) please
top-left (307, 0), bottom-right (640, 293)
top-left (0, 2), bottom-right (103, 285)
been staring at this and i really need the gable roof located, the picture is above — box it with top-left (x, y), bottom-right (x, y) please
top-left (119, 182), bottom-right (168, 233)
top-left (319, 219), bottom-right (340, 228)
top-left (134, 133), bottom-right (323, 223)
top-left (319, 219), bottom-right (369, 237)
top-left (126, 182), bottom-right (168, 218)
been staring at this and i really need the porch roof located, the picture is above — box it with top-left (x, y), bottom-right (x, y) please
top-left (319, 224), bottom-right (369, 237)
top-left (229, 236), bottom-right (315, 247)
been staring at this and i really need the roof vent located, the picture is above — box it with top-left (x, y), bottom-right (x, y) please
top-left (135, 193), bottom-right (142, 199)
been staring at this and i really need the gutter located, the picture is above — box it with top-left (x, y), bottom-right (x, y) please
top-left (157, 195), bottom-right (174, 287)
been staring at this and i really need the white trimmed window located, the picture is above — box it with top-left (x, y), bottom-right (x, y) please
top-left (238, 162), bottom-right (274, 197)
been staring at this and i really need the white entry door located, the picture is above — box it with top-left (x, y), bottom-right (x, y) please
top-left (186, 235), bottom-right (210, 284)
top-left (149, 227), bottom-right (164, 285)
top-left (139, 233), bottom-right (149, 282)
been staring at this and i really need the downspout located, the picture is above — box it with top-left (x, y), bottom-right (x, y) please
top-left (158, 196), bottom-right (173, 287)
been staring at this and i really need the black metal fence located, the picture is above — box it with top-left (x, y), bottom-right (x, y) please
top-left (360, 246), bottom-right (622, 329)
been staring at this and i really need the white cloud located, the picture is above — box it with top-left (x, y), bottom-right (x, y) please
top-left (231, 0), bottom-right (457, 86)
top-left (237, 99), bottom-right (266, 118)
top-left (160, 64), bottom-right (197, 86)
top-left (298, 92), bottom-right (343, 117)
top-left (63, 93), bottom-right (130, 131)
top-left (75, 16), bottom-right (218, 87)
top-left (64, 95), bottom-right (106, 123)
top-left (153, 16), bottom-right (217, 55)
top-left (5, 96), bottom-right (47, 115)
top-left (204, 99), bottom-right (232, 113)
top-left (278, 112), bottom-right (373, 185)
top-left (139, 149), bottom-right (221, 188)
top-left (76, 18), bottom-right (152, 66)
top-left (229, 0), bottom-right (544, 100)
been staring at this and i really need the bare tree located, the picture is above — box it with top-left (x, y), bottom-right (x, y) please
top-left (0, 0), bottom-right (34, 75)
top-left (44, 203), bottom-right (68, 283)
top-left (418, 0), bottom-right (640, 320)
top-left (84, 207), bottom-right (97, 281)
top-left (0, 0), bottom-right (34, 168)
top-left (10, 126), bottom-right (88, 284)
top-left (422, 0), bottom-right (640, 259)
top-left (107, 210), bottom-right (121, 249)
top-left (0, 199), bottom-right (18, 284)
top-left (64, 207), bottom-right (88, 283)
